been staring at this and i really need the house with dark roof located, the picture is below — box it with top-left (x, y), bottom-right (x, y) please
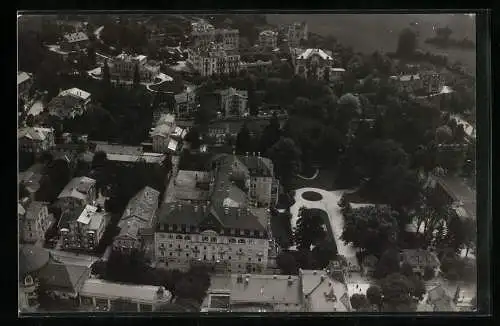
top-left (400, 249), bottom-right (440, 278)
top-left (56, 176), bottom-right (97, 209)
top-left (60, 32), bottom-right (89, 51)
top-left (293, 48), bottom-right (334, 80)
top-left (37, 261), bottom-right (91, 299)
top-left (20, 201), bottom-right (54, 244)
top-left (114, 187), bottom-right (160, 252)
top-left (19, 163), bottom-right (46, 201)
top-left (47, 88), bottom-right (92, 119)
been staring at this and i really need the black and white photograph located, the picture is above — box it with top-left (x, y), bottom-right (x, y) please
top-left (18, 12), bottom-right (479, 314)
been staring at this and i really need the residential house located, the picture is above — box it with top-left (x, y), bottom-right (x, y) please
top-left (328, 67), bottom-right (346, 82)
top-left (150, 114), bottom-right (177, 153)
top-left (47, 88), bottom-right (92, 119)
top-left (190, 21), bottom-right (239, 50)
top-left (18, 71), bottom-right (33, 103)
top-left (18, 127), bottom-right (55, 154)
top-left (422, 71), bottom-right (445, 94)
top-left (113, 187), bottom-right (160, 252)
top-left (154, 153), bottom-right (279, 273)
top-left (20, 201), bottom-right (54, 244)
top-left (258, 30), bottom-right (278, 49)
top-left (428, 175), bottom-right (476, 221)
top-left (201, 274), bottom-right (302, 312)
top-left (79, 279), bottom-right (171, 312)
top-left (60, 32), bottom-right (89, 52)
top-left (426, 285), bottom-right (458, 312)
top-left (19, 163), bottom-right (46, 201)
top-left (400, 249), bottom-right (440, 278)
top-left (389, 74), bottom-right (423, 93)
top-left (294, 48), bottom-right (335, 80)
top-left (217, 88), bottom-right (249, 118)
top-left (299, 269), bottom-right (350, 312)
top-left (283, 22), bottom-right (308, 47)
top-left (55, 176), bottom-right (97, 213)
top-left (110, 53), bottom-right (161, 83)
top-left (174, 88), bottom-right (197, 118)
top-left (187, 43), bottom-right (241, 77)
top-left (59, 204), bottom-right (109, 251)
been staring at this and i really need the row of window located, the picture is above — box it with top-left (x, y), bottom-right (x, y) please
top-left (161, 225), bottom-right (265, 237)
top-left (158, 250), bottom-right (264, 263)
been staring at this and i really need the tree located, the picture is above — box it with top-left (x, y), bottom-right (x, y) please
top-left (259, 112), bottom-right (282, 154)
top-left (341, 205), bottom-right (399, 256)
top-left (366, 285), bottom-right (383, 307)
top-left (91, 260), bottom-right (107, 277)
top-left (396, 28), bottom-right (418, 58)
top-left (184, 127), bottom-right (201, 150)
top-left (400, 262), bottom-right (414, 278)
top-left (26, 114), bottom-right (35, 127)
top-left (408, 276), bottom-right (426, 301)
top-left (87, 45), bottom-right (97, 67)
top-left (311, 240), bottom-right (338, 269)
top-left (294, 207), bottom-right (326, 251)
top-left (133, 63), bottom-right (141, 87)
top-left (380, 273), bottom-right (413, 311)
top-left (350, 293), bottom-right (369, 311)
top-left (276, 251), bottom-right (299, 275)
top-left (375, 165), bottom-right (422, 212)
top-left (91, 151), bottom-right (108, 169)
top-left (423, 265), bottom-right (435, 281)
top-left (235, 123), bottom-right (253, 155)
top-left (266, 137), bottom-right (301, 188)
top-left (374, 248), bottom-right (401, 279)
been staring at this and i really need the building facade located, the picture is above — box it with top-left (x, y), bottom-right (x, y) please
top-left (110, 53), bottom-right (160, 83)
top-left (258, 30), bottom-right (278, 49)
top-left (389, 74), bottom-right (424, 93)
top-left (59, 204), bottom-right (108, 251)
top-left (191, 21), bottom-right (239, 50)
top-left (18, 127), bottom-right (55, 154)
top-left (174, 89), bottom-right (197, 118)
top-left (187, 43), bottom-right (241, 77)
top-left (422, 71), bottom-right (445, 94)
top-left (294, 49), bottom-right (335, 80)
top-left (218, 88), bottom-right (249, 118)
top-left (48, 88), bottom-right (92, 119)
top-left (20, 201), bottom-right (54, 244)
top-left (285, 22), bottom-right (308, 47)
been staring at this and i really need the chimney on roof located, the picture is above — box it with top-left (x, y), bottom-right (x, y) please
top-left (320, 275), bottom-right (325, 282)
top-left (287, 278), bottom-right (293, 286)
top-left (246, 152), bottom-right (249, 157)
top-left (202, 205), bottom-right (206, 213)
top-left (237, 274), bottom-right (243, 283)
top-left (252, 152), bottom-right (256, 156)
top-left (244, 276), bottom-right (249, 285)
top-left (194, 205), bottom-right (198, 212)
top-left (313, 271), bottom-right (317, 276)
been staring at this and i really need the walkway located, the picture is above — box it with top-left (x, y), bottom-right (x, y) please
top-left (294, 169), bottom-right (319, 180)
top-left (162, 155), bottom-right (180, 204)
top-left (289, 188), bottom-right (362, 259)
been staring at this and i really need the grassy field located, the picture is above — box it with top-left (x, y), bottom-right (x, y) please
top-left (267, 13), bottom-right (476, 75)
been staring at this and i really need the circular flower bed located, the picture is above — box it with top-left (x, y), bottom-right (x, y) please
top-left (301, 191), bottom-right (323, 201)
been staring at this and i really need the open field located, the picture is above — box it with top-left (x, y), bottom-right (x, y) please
top-left (267, 13), bottom-right (476, 75)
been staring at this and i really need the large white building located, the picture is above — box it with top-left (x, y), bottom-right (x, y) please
top-left (293, 48), bottom-right (335, 80)
top-left (110, 53), bottom-right (160, 83)
top-left (154, 153), bottom-right (279, 274)
top-left (187, 43), bottom-right (241, 77)
top-left (217, 88), bottom-right (249, 118)
top-left (258, 30), bottom-right (278, 49)
top-left (191, 21), bottom-right (239, 50)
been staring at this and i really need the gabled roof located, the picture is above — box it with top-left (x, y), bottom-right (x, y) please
top-left (80, 279), bottom-right (171, 303)
top-left (37, 262), bottom-right (90, 293)
top-left (63, 32), bottom-right (89, 43)
top-left (58, 176), bottom-right (96, 201)
top-left (121, 187), bottom-right (160, 225)
top-left (59, 88), bottom-right (91, 101)
top-left (297, 48), bottom-right (333, 61)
